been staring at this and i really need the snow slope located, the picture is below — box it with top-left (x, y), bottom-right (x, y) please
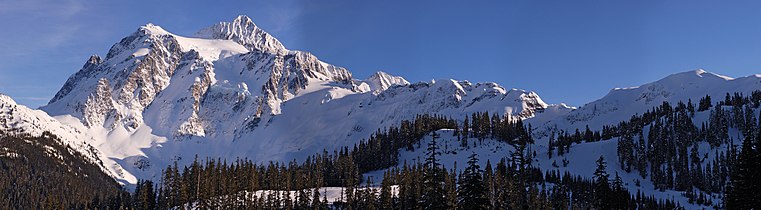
top-left (0, 94), bottom-right (134, 183)
top-left (40, 15), bottom-right (555, 183)
top-left (1, 15), bottom-right (755, 208)
top-left (373, 129), bottom-right (726, 209)
top-left (531, 69), bottom-right (761, 136)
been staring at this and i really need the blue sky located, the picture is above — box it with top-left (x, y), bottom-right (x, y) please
top-left (2, 0), bottom-right (761, 108)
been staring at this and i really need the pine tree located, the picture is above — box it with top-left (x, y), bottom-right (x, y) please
top-left (462, 116), bottom-right (470, 148)
top-left (698, 94), bottom-right (712, 111)
top-left (134, 180), bottom-right (156, 210)
top-left (457, 153), bottom-right (488, 209)
top-left (312, 188), bottom-right (323, 209)
top-left (617, 132), bottom-right (634, 172)
top-left (421, 132), bottom-right (447, 209)
top-left (611, 172), bottom-right (627, 209)
top-left (548, 131), bottom-right (555, 159)
top-left (593, 156), bottom-right (610, 209)
top-left (726, 128), bottom-right (761, 208)
top-left (444, 168), bottom-right (458, 210)
top-left (379, 171), bottom-right (394, 209)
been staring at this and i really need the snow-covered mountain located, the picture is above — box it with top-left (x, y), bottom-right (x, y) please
top-left (28, 14), bottom-right (761, 192)
top-left (364, 71), bottom-right (410, 93)
top-left (530, 69), bottom-right (761, 135)
top-left (1, 14), bottom-right (759, 208)
top-left (40, 15), bottom-right (555, 183)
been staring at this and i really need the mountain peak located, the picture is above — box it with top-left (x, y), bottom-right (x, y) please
top-left (233, 15), bottom-right (254, 25)
top-left (664, 69), bottom-right (733, 82)
top-left (195, 15), bottom-right (286, 53)
top-left (364, 71), bottom-right (409, 93)
top-left (139, 23), bottom-right (170, 35)
top-left (0, 93), bottom-right (17, 105)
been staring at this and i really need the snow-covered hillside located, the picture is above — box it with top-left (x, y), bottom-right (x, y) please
top-left (0, 94), bottom-right (132, 183)
top-left (40, 15), bottom-right (557, 183)
top-left (0, 14), bottom-right (756, 208)
top-left (372, 128), bottom-right (730, 209)
top-left (530, 69), bottom-right (761, 136)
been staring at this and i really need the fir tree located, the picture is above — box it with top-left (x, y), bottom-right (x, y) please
top-left (726, 128), bottom-right (761, 208)
top-left (457, 153), bottom-right (489, 209)
top-left (421, 132), bottom-right (447, 209)
top-left (593, 156), bottom-right (611, 209)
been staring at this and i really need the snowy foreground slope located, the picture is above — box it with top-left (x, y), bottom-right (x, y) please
top-left (0, 94), bottom-right (132, 181)
top-left (372, 127), bottom-right (737, 209)
top-left (0, 15), bottom-right (757, 208)
top-left (38, 15), bottom-right (558, 184)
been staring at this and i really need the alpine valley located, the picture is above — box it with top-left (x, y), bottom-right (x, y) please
top-left (2, 15), bottom-right (761, 209)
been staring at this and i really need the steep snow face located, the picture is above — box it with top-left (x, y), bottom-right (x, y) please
top-left (41, 16), bottom-right (552, 184)
top-left (0, 94), bottom-right (133, 184)
top-left (363, 71), bottom-right (410, 93)
top-left (195, 15), bottom-right (286, 54)
top-left (538, 69), bottom-right (761, 134)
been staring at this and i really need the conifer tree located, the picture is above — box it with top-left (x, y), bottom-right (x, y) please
top-left (421, 132), bottom-right (447, 209)
top-left (726, 128), bottom-right (761, 209)
top-left (457, 153), bottom-right (488, 209)
top-left (593, 156), bottom-right (611, 209)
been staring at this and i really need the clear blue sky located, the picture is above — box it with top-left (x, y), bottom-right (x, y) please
top-left (2, 0), bottom-right (761, 108)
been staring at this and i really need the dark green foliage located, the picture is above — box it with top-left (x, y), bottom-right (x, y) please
top-left (593, 156), bottom-right (611, 209)
top-left (726, 125), bottom-right (761, 209)
top-left (421, 132), bottom-right (446, 209)
top-left (79, 110), bottom-right (684, 209)
top-left (457, 153), bottom-right (488, 209)
top-left (0, 131), bottom-right (125, 209)
top-left (13, 90), bottom-right (761, 209)
top-left (698, 94), bottom-right (712, 111)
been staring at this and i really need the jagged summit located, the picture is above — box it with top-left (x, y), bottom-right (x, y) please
top-left (139, 23), bottom-right (171, 35)
top-left (195, 15), bottom-right (286, 54)
top-left (364, 71), bottom-right (410, 93)
top-left (40, 15), bottom-right (557, 185)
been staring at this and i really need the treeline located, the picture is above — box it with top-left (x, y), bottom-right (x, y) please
top-left (354, 112), bottom-right (532, 173)
top-left (726, 107), bottom-right (761, 208)
top-left (86, 112), bottom-right (535, 209)
top-left (545, 91), bottom-right (761, 208)
top-left (613, 92), bottom-right (761, 207)
top-left (0, 131), bottom-right (124, 209)
top-left (98, 134), bottom-right (682, 209)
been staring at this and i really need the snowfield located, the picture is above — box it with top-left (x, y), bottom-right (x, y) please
top-left (0, 15), bottom-right (756, 208)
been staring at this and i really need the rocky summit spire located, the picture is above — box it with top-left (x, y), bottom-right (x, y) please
top-left (195, 15), bottom-right (286, 54)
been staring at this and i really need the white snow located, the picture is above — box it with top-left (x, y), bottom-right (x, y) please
top-left (7, 15), bottom-right (754, 208)
top-left (174, 36), bottom-right (248, 61)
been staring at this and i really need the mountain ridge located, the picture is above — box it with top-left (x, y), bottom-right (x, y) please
top-left (9, 15), bottom-right (759, 194)
top-left (35, 16), bottom-right (553, 184)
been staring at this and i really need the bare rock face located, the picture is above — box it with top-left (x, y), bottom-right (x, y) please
top-left (113, 32), bottom-right (183, 111)
top-left (49, 55), bottom-right (103, 104)
top-left (44, 24), bottom-right (185, 131)
top-left (81, 78), bottom-right (115, 128)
